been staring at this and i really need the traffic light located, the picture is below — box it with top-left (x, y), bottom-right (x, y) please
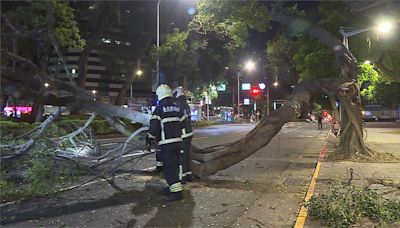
top-left (251, 87), bottom-right (261, 96)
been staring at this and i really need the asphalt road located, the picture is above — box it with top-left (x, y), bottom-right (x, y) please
top-left (3, 121), bottom-right (329, 227)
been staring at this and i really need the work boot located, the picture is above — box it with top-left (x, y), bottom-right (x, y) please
top-left (161, 187), bottom-right (170, 195)
top-left (163, 192), bottom-right (183, 202)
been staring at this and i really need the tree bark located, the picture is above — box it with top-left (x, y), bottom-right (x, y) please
top-left (76, 40), bottom-right (96, 89)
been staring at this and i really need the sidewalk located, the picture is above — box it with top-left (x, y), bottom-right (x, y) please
top-left (302, 126), bottom-right (400, 227)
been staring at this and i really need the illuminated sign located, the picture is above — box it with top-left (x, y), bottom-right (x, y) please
top-left (241, 83), bottom-right (251, 90)
top-left (217, 84), bottom-right (226, 91)
top-left (244, 98), bottom-right (250, 105)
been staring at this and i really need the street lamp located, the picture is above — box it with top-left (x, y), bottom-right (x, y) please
top-left (44, 83), bottom-right (49, 88)
top-left (225, 60), bottom-right (256, 117)
top-left (264, 81), bottom-right (278, 116)
top-left (376, 21), bottom-right (393, 33)
top-left (339, 20), bottom-right (394, 50)
top-left (338, 20), bottom-right (394, 120)
top-left (130, 69), bottom-right (143, 100)
top-left (156, 0), bottom-right (195, 87)
top-left (92, 90), bottom-right (96, 101)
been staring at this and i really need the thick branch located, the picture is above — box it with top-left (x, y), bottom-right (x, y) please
top-left (0, 107), bottom-right (67, 161)
top-left (192, 78), bottom-right (353, 178)
top-left (103, 116), bottom-right (133, 137)
top-left (59, 114), bottom-right (97, 143)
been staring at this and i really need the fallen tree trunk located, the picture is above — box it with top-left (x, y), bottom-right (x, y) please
top-left (189, 13), bottom-right (370, 178)
top-left (191, 78), bottom-right (353, 178)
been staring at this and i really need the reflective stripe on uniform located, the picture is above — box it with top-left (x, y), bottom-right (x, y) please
top-left (179, 165), bottom-right (183, 180)
top-left (185, 171), bottom-right (192, 175)
top-left (180, 114), bottom-right (188, 122)
top-left (148, 133), bottom-right (156, 139)
top-left (169, 182), bottom-right (182, 192)
top-left (156, 161), bottom-right (163, 167)
top-left (182, 131), bottom-right (193, 139)
top-left (151, 115), bottom-right (161, 120)
top-left (160, 122), bottom-right (165, 141)
top-left (161, 117), bottom-right (180, 123)
top-left (158, 137), bottom-right (182, 145)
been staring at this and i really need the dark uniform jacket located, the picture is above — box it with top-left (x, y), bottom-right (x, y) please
top-left (176, 96), bottom-right (193, 139)
top-left (148, 97), bottom-right (186, 147)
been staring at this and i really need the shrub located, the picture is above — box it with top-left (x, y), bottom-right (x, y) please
top-left (307, 184), bottom-right (400, 227)
top-left (26, 140), bottom-right (58, 194)
top-left (0, 121), bottom-right (35, 138)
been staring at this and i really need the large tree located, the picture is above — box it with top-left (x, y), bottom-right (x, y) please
top-left (1, 0), bottom-right (398, 183)
top-left (1, 0), bottom-right (85, 121)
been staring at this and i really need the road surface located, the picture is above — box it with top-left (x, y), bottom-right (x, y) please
top-left (2, 121), bottom-right (330, 227)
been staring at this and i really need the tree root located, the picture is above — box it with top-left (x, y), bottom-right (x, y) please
top-left (346, 168), bottom-right (400, 191)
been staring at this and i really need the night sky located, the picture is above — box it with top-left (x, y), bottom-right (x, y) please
top-left (161, 0), bottom-right (322, 103)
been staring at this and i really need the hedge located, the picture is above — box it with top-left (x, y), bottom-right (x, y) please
top-left (0, 116), bottom-right (143, 138)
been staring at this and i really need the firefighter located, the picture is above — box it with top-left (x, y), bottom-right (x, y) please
top-left (173, 86), bottom-right (193, 183)
top-left (146, 84), bottom-right (185, 201)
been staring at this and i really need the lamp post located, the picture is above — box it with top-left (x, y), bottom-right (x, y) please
top-left (131, 69), bottom-right (143, 100)
top-left (92, 90), bottom-right (96, 101)
top-left (225, 60), bottom-right (255, 117)
top-left (156, 0), bottom-right (162, 86)
top-left (338, 21), bottom-right (393, 120)
top-left (264, 81), bottom-right (278, 116)
top-left (339, 21), bottom-right (393, 50)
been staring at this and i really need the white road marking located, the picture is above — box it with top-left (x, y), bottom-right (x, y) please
top-left (193, 136), bottom-right (209, 141)
top-left (278, 126), bottom-right (303, 135)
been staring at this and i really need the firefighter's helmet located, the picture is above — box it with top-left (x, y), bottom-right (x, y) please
top-left (172, 86), bottom-right (184, 98)
top-left (156, 84), bottom-right (172, 101)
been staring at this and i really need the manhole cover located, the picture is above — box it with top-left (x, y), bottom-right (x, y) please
top-left (303, 155), bottom-right (318, 159)
top-left (283, 178), bottom-right (308, 186)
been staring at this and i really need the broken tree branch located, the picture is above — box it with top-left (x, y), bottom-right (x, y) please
top-left (59, 113), bottom-right (97, 143)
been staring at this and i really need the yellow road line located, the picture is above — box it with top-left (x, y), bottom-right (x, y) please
top-left (294, 161), bottom-right (321, 228)
top-left (294, 132), bottom-right (329, 228)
